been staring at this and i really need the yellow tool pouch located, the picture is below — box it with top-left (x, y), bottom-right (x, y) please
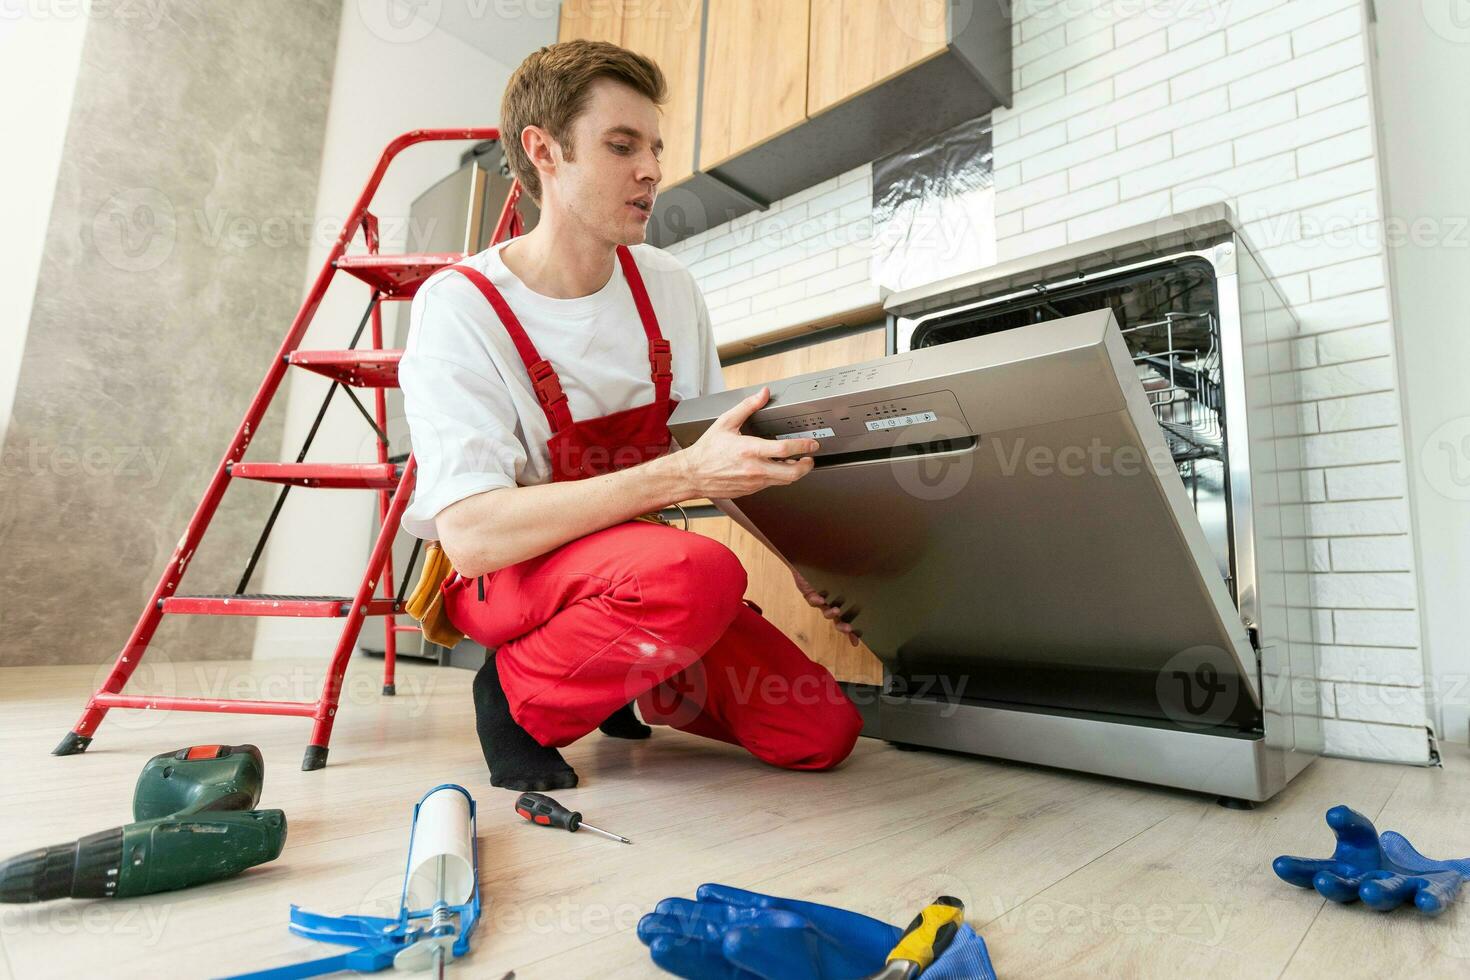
top-left (404, 540), bottom-right (465, 649)
top-left (404, 512), bottom-right (674, 649)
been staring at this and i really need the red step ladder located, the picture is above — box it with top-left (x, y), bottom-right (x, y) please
top-left (54, 128), bottom-right (524, 770)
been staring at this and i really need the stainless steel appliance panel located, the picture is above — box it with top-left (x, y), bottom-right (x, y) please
top-left (871, 207), bottom-right (1325, 797)
top-left (669, 309), bottom-right (1262, 730)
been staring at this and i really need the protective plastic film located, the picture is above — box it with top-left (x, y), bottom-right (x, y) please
top-left (871, 115), bottom-right (996, 294)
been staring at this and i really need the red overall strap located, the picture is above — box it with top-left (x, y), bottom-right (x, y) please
top-left (446, 264), bottom-right (574, 432)
top-left (615, 245), bottom-right (673, 403)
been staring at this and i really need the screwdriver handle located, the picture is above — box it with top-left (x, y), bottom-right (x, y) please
top-left (514, 792), bottom-right (581, 832)
top-left (884, 895), bottom-right (964, 974)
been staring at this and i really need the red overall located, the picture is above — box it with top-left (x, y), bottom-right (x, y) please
top-left (439, 245), bottom-right (862, 770)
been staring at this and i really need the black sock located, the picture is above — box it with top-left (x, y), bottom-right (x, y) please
top-left (598, 701), bottom-right (652, 740)
top-left (473, 654), bottom-right (578, 791)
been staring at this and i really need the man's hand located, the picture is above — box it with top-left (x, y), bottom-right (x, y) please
top-left (672, 387), bottom-right (818, 500)
top-left (793, 568), bottom-right (860, 647)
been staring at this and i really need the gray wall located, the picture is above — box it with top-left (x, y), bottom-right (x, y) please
top-left (0, 2), bottom-right (341, 667)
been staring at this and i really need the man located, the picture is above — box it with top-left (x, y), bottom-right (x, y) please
top-left (398, 40), bottom-right (862, 792)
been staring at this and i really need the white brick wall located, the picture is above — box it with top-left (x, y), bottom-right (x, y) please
top-left (670, 0), bottom-right (1428, 763)
top-left (669, 168), bottom-right (880, 347)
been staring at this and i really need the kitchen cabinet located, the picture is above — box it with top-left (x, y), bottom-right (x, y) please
top-left (685, 326), bottom-right (887, 686)
top-left (557, 0), bottom-right (622, 43)
top-left (557, 0), bottom-right (1009, 250)
top-left (705, 0), bottom-right (1009, 208)
top-left (808, 0), bottom-right (949, 116)
top-left (697, 0), bottom-right (811, 170)
top-left (620, 0), bottom-right (703, 187)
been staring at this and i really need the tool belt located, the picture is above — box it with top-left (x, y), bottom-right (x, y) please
top-left (404, 539), bottom-right (464, 648)
top-left (405, 512), bottom-right (676, 649)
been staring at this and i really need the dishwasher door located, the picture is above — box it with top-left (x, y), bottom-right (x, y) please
top-left (669, 309), bottom-right (1263, 733)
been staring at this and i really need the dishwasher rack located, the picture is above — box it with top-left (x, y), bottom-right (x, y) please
top-left (904, 254), bottom-right (1235, 589)
top-left (1124, 309), bottom-right (1224, 457)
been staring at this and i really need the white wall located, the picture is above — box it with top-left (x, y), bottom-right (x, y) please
top-left (668, 166), bottom-right (881, 349)
top-left (1371, 1), bottom-right (1470, 747)
top-left (251, 1), bottom-right (550, 659)
top-left (999, 0), bottom-right (1428, 763)
top-left (0, 10), bottom-right (90, 447)
top-left (672, 0), bottom-right (1432, 763)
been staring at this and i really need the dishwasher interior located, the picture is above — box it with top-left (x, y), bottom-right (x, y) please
top-left (908, 258), bottom-right (1234, 593)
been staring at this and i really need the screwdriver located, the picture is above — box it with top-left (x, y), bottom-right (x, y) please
top-left (513, 793), bottom-right (632, 844)
top-left (861, 896), bottom-right (966, 979)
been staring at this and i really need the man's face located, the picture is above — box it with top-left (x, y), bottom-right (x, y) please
top-left (544, 77), bottom-right (663, 245)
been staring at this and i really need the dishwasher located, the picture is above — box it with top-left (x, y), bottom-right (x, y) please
top-left (667, 206), bottom-right (1321, 804)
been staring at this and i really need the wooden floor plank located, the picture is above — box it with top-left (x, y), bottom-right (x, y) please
top-left (979, 754), bottom-right (1407, 977)
top-left (1280, 745), bottom-right (1470, 976)
top-left (1, 659), bottom-right (1465, 978)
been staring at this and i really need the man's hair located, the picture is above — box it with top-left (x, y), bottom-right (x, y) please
top-left (500, 39), bottom-right (667, 203)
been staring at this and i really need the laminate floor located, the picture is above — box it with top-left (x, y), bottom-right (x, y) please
top-left (2, 658), bottom-right (1465, 978)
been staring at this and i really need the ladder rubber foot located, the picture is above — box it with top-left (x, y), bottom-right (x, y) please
top-left (302, 745), bottom-right (329, 771)
top-left (1216, 795), bottom-right (1255, 810)
top-left (53, 732), bottom-right (93, 756)
top-left (382, 684), bottom-right (396, 696)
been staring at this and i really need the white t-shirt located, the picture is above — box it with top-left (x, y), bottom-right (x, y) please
top-left (397, 240), bottom-right (725, 540)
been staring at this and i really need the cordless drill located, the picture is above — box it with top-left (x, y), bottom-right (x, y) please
top-left (0, 744), bottom-right (287, 902)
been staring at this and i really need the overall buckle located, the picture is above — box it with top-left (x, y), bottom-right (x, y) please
top-left (528, 360), bottom-right (566, 408)
top-left (649, 340), bottom-right (672, 381)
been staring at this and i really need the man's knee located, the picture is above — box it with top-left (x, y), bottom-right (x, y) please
top-left (639, 531), bottom-right (748, 638)
top-left (665, 532), bottom-right (746, 602)
top-left (806, 700), bottom-right (865, 769)
top-left (762, 697), bottom-right (864, 771)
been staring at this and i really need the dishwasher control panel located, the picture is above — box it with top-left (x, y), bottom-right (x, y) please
top-left (748, 389), bottom-right (969, 446)
top-left (777, 357), bottom-right (914, 399)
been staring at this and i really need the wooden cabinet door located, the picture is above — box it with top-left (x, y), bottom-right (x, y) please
top-left (620, 0), bottom-right (703, 187)
top-left (699, 0), bottom-right (810, 170)
top-left (808, 0), bottom-right (949, 116)
top-left (558, 0), bottom-right (623, 43)
top-left (686, 327), bottom-right (887, 686)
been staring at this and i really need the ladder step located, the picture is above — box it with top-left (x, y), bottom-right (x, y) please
top-left (161, 594), bottom-right (402, 618)
top-left (93, 692), bottom-right (318, 717)
top-left (334, 253), bottom-right (463, 299)
top-left (228, 462), bottom-right (401, 489)
top-left (289, 349), bottom-right (403, 388)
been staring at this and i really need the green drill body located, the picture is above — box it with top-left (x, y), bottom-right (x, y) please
top-left (2, 744), bottom-right (287, 903)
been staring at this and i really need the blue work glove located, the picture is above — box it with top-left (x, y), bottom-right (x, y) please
top-left (638, 884), bottom-right (996, 979)
top-left (1273, 805), bottom-right (1470, 916)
